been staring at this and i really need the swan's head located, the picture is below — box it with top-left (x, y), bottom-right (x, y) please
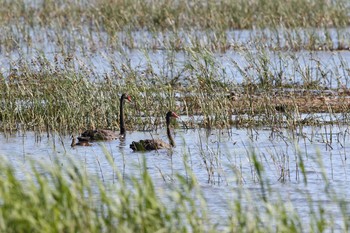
top-left (122, 93), bottom-right (132, 102)
top-left (166, 111), bottom-right (179, 119)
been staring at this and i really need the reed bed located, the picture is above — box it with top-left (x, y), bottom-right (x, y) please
top-left (2, 46), bottom-right (350, 134)
top-left (0, 144), bottom-right (349, 232)
top-left (0, 156), bottom-right (209, 232)
top-left (1, 0), bottom-right (349, 30)
top-left (0, 0), bottom-right (350, 53)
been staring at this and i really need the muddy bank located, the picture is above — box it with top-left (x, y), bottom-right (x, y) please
top-left (230, 88), bottom-right (350, 114)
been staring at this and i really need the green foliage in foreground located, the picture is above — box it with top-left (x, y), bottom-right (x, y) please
top-left (0, 149), bottom-right (348, 232)
top-left (0, 156), bottom-right (209, 233)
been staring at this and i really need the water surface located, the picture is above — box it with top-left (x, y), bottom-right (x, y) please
top-left (1, 122), bottom-right (349, 228)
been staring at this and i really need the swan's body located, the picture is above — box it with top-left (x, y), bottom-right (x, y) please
top-left (79, 129), bottom-right (118, 141)
top-left (130, 139), bottom-right (172, 151)
top-left (130, 111), bottom-right (179, 151)
top-left (71, 136), bottom-right (92, 147)
top-left (79, 93), bottom-right (131, 141)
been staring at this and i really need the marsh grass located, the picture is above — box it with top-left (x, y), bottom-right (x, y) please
top-left (0, 142), bottom-right (349, 232)
top-left (2, 46), bottom-right (350, 134)
top-left (1, 0), bottom-right (350, 53)
top-left (1, 1), bottom-right (350, 134)
top-left (0, 155), bottom-right (210, 232)
top-left (2, 0), bottom-right (348, 30)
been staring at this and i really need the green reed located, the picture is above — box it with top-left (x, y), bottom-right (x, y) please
top-left (2, 43), bottom-right (350, 133)
top-left (2, 0), bottom-right (348, 30)
top-left (0, 155), bottom-right (209, 232)
top-left (0, 0), bottom-right (349, 53)
top-left (0, 139), bottom-right (349, 232)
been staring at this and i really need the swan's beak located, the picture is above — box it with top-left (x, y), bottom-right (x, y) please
top-left (172, 112), bottom-right (179, 118)
top-left (127, 95), bottom-right (132, 102)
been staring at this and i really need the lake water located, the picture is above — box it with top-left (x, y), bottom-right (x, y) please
top-left (1, 120), bottom-right (350, 229)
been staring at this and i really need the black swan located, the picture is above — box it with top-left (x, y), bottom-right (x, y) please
top-left (130, 111), bottom-right (179, 151)
top-left (79, 93), bottom-right (131, 141)
top-left (71, 135), bottom-right (92, 147)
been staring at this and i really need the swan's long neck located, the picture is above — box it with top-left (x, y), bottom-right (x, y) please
top-left (120, 96), bottom-right (125, 135)
top-left (166, 115), bottom-right (175, 147)
top-left (71, 137), bottom-right (76, 147)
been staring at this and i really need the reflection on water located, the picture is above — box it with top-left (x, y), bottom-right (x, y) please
top-left (1, 124), bottom-right (349, 227)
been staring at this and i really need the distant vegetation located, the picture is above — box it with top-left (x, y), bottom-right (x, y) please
top-left (1, 0), bottom-right (349, 30)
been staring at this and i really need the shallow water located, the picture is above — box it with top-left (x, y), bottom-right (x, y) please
top-left (1, 122), bottom-right (350, 228)
top-left (2, 27), bottom-right (350, 88)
